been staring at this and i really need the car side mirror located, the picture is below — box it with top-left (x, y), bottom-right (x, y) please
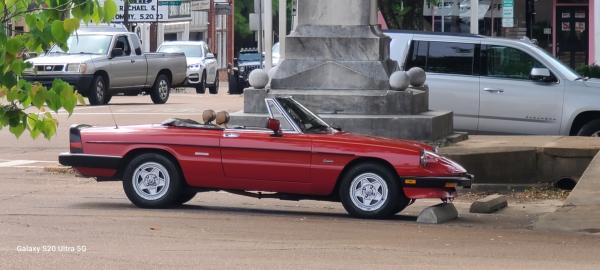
top-left (266, 118), bottom-right (282, 137)
top-left (206, 53), bottom-right (215, 59)
top-left (530, 67), bottom-right (553, 82)
top-left (110, 48), bottom-right (123, 59)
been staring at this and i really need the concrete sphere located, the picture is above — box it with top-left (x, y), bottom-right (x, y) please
top-left (249, 69), bottom-right (269, 89)
top-left (407, 67), bottom-right (427, 87)
top-left (389, 71), bottom-right (410, 91)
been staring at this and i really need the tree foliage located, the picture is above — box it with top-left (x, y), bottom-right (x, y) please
top-left (0, 0), bottom-right (117, 139)
top-left (234, 0), bottom-right (293, 52)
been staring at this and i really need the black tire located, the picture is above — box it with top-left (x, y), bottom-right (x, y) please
top-left (104, 94), bottom-right (112, 104)
top-left (339, 163), bottom-right (408, 219)
top-left (150, 74), bottom-right (171, 104)
top-left (577, 119), bottom-right (600, 137)
top-left (175, 190), bottom-right (197, 205)
top-left (208, 71), bottom-right (219, 94)
top-left (228, 73), bottom-right (240, 94)
top-left (195, 72), bottom-right (206, 94)
top-left (122, 153), bottom-right (184, 208)
top-left (88, 75), bottom-right (108, 105)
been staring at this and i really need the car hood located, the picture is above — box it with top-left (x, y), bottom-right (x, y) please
top-left (324, 131), bottom-right (434, 153)
top-left (27, 54), bottom-right (100, 64)
top-left (582, 78), bottom-right (600, 88)
top-left (186, 57), bottom-right (205, 65)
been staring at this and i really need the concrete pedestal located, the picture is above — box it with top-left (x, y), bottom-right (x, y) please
top-left (231, 0), bottom-right (455, 142)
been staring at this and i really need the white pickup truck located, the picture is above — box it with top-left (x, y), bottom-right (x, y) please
top-left (23, 25), bottom-right (187, 105)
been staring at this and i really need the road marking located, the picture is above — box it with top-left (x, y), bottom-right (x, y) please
top-left (0, 160), bottom-right (57, 168)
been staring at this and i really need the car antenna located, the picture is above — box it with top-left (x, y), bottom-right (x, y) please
top-left (107, 105), bottom-right (119, 129)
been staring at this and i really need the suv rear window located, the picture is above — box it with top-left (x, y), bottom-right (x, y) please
top-left (405, 40), bottom-right (475, 76)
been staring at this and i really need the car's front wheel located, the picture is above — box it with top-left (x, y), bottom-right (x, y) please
top-left (577, 119), bottom-right (600, 137)
top-left (196, 72), bottom-right (206, 94)
top-left (339, 163), bottom-right (408, 219)
top-left (122, 153), bottom-right (183, 208)
top-left (208, 71), bottom-right (219, 94)
top-left (150, 74), bottom-right (170, 104)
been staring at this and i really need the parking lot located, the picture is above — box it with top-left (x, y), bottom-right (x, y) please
top-left (1, 90), bottom-right (600, 269)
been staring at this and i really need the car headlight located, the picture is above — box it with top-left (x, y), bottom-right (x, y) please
top-left (187, 64), bottom-right (201, 70)
top-left (66, 63), bottom-right (87, 73)
top-left (420, 150), bottom-right (440, 167)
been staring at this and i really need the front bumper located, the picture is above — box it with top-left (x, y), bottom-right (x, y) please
top-left (402, 174), bottom-right (473, 189)
top-left (59, 152), bottom-right (121, 169)
top-left (23, 74), bottom-right (94, 95)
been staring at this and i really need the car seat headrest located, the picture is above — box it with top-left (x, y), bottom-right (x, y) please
top-left (202, 110), bottom-right (216, 124)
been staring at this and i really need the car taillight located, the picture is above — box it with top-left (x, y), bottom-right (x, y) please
top-left (69, 124), bottom-right (91, 153)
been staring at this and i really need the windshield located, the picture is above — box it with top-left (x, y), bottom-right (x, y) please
top-left (48, 35), bottom-right (112, 55)
top-left (158, 45), bottom-right (203, 57)
top-left (275, 97), bottom-right (332, 134)
top-left (239, 53), bottom-right (262, 62)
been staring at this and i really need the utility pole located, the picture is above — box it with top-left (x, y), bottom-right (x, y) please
top-left (278, 0), bottom-right (286, 63)
top-left (124, 0), bottom-right (130, 30)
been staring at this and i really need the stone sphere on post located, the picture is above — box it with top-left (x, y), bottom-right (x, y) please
top-left (249, 69), bottom-right (269, 89)
top-left (389, 71), bottom-right (410, 91)
top-left (407, 67), bottom-right (427, 87)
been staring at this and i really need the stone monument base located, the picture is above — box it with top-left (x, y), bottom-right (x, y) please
top-left (229, 88), bottom-right (455, 142)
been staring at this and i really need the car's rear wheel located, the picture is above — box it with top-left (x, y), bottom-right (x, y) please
top-left (339, 163), bottom-right (408, 219)
top-left (196, 72), bottom-right (206, 94)
top-left (122, 153), bottom-right (183, 208)
top-left (577, 119), bottom-right (600, 137)
top-left (88, 75), bottom-right (107, 106)
top-left (150, 74), bottom-right (170, 104)
top-left (208, 71), bottom-right (219, 94)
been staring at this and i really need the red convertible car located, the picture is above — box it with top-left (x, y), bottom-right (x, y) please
top-left (59, 97), bottom-right (472, 219)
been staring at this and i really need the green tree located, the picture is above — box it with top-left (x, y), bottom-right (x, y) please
top-left (378, 0), bottom-right (425, 30)
top-left (234, 0), bottom-right (293, 52)
top-left (0, 0), bottom-right (117, 139)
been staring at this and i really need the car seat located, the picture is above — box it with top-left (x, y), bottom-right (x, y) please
top-left (202, 110), bottom-right (216, 125)
top-left (215, 111), bottom-right (230, 128)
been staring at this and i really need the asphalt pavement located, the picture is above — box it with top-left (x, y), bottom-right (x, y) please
top-left (1, 90), bottom-right (599, 269)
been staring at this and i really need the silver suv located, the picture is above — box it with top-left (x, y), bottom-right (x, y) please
top-left (158, 41), bottom-right (219, 94)
top-left (387, 31), bottom-right (600, 136)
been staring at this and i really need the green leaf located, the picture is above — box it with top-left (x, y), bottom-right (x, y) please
top-left (31, 84), bottom-right (47, 109)
top-left (9, 123), bottom-right (26, 138)
top-left (103, 0), bottom-right (118, 22)
top-left (27, 114), bottom-right (41, 139)
top-left (59, 85), bottom-right (77, 115)
top-left (76, 93), bottom-right (86, 105)
top-left (45, 90), bottom-right (61, 112)
top-left (40, 116), bottom-right (57, 140)
top-left (6, 38), bottom-right (21, 54)
top-left (63, 18), bottom-right (80, 33)
top-left (51, 21), bottom-right (67, 42)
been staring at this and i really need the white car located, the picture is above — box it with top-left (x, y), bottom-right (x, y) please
top-left (158, 41), bottom-right (219, 94)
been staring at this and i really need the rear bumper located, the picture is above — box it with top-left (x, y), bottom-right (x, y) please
top-left (58, 153), bottom-right (121, 169)
top-left (23, 74), bottom-right (94, 95)
top-left (402, 174), bottom-right (473, 189)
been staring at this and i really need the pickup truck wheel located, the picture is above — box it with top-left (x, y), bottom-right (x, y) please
top-left (122, 153), bottom-right (183, 208)
top-left (577, 119), bottom-right (600, 137)
top-left (151, 74), bottom-right (170, 104)
top-left (195, 72), bottom-right (206, 94)
top-left (88, 76), bottom-right (108, 106)
top-left (208, 72), bottom-right (219, 94)
top-left (339, 163), bottom-right (406, 219)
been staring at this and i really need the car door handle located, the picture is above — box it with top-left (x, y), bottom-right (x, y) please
top-left (223, 133), bottom-right (240, 138)
top-left (483, 88), bottom-right (504, 94)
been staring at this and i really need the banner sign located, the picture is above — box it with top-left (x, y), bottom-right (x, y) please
top-left (113, 0), bottom-right (168, 22)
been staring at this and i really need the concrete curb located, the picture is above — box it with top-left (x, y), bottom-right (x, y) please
top-left (416, 203), bottom-right (458, 224)
top-left (469, 194), bottom-right (508, 214)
